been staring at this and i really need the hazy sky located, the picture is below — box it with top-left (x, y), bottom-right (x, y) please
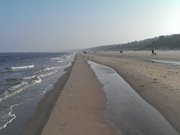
top-left (0, 0), bottom-right (180, 52)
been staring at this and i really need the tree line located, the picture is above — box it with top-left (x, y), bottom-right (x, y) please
top-left (87, 34), bottom-right (180, 51)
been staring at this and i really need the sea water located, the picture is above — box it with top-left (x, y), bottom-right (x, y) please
top-left (0, 52), bottom-right (74, 134)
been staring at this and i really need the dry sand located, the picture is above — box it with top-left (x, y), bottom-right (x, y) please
top-left (41, 54), bottom-right (117, 135)
top-left (86, 51), bottom-right (180, 132)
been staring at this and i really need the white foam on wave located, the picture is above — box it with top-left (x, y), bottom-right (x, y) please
top-left (9, 82), bottom-right (28, 92)
top-left (57, 60), bottom-right (64, 63)
top-left (0, 65), bottom-right (65, 102)
top-left (0, 82), bottom-right (29, 102)
top-left (33, 76), bottom-right (42, 83)
top-left (23, 75), bottom-right (37, 80)
top-left (51, 54), bottom-right (74, 63)
top-left (65, 55), bottom-right (72, 59)
top-left (0, 104), bottom-right (17, 130)
top-left (10, 65), bottom-right (35, 71)
top-left (64, 54), bottom-right (75, 60)
top-left (0, 75), bottom-right (42, 102)
top-left (39, 70), bottom-right (58, 78)
top-left (0, 101), bottom-right (26, 130)
top-left (23, 75), bottom-right (42, 84)
top-left (44, 66), bottom-right (61, 71)
top-left (50, 57), bottom-right (65, 61)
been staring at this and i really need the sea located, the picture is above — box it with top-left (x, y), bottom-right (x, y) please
top-left (0, 52), bottom-right (75, 135)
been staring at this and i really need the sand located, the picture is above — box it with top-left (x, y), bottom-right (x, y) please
top-left (41, 54), bottom-right (117, 135)
top-left (22, 64), bottom-right (74, 135)
top-left (86, 51), bottom-right (180, 132)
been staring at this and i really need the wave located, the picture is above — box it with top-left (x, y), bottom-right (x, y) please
top-left (44, 63), bottom-right (72, 72)
top-left (33, 76), bottom-right (42, 83)
top-left (50, 54), bottom-right (74, 62)
top-left (41, 64), bottom-right (72, 78)
top-left (64, 55), bottom-right (73, 59)
top-left (39, 70), bottom-right (57, 78)
top-left (50, 54), bottom-right (75, 64)
top-left (0, 100), bottom-right (27, 130)
top-left (8, 65), bottom-right (35, 71)
top-left (0, 69), bottom-right (60, 101)
top-left (50, 57), bottom-right (65, 61)
top-left (57, 60), bottom-right (64, 63)
top-left (22, 75), bottom-right (42, 84)
top-left (0, 104), bottom-right (17, 130)
top-left (0, 82), bottom-right (29, 102)
top-left (0, 75), bottom-right (42, 102)
top-left (23, 75), bottom-right (37, 80)
top-left (44, 66), bottom-right (61, 71)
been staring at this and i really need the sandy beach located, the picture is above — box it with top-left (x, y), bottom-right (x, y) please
top-left (41, 54), bottom-right (117, 135)
top-left (86, 51), bottom-right (180, 132)
top-left (21, 62), bottom-right (74, 135)
top-left (1, 1), bottom-right (180, 134)
top-left (22, 51), bottom-right (180, 135)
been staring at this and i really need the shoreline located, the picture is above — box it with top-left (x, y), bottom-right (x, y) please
top-left (87, 52), bottom-right (180, 133)
top-left (21, 61), bottom-right (75, 135)
top-left (41, 54), bottom-right (117, 135)
top-left (20, 51), bottom-right (180, 135)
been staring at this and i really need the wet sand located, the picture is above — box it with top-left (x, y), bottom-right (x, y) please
top-left (87, 51), bottom-right (180, 132)
top-left (22, 64), bottom-right (74, 135)
top-left (88, 60), bottom-right (179, 135)
top-left (41, 54), bottom-right (117, 135)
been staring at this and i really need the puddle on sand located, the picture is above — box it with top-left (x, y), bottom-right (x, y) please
top-left (144, 59), bottom-right (180, 66)
top-left (88, 60), bottom-right (179, 135)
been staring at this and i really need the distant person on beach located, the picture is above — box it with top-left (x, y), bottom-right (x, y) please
top-left (120, 50), bottom-right (123, 53)
top-left (151, 50), bottom-right (156, 55)
top-left (152, 50), bottom-right (154, 54)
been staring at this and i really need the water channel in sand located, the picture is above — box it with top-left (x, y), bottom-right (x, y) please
top-left (88, 60), bottom-right (179, 135)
